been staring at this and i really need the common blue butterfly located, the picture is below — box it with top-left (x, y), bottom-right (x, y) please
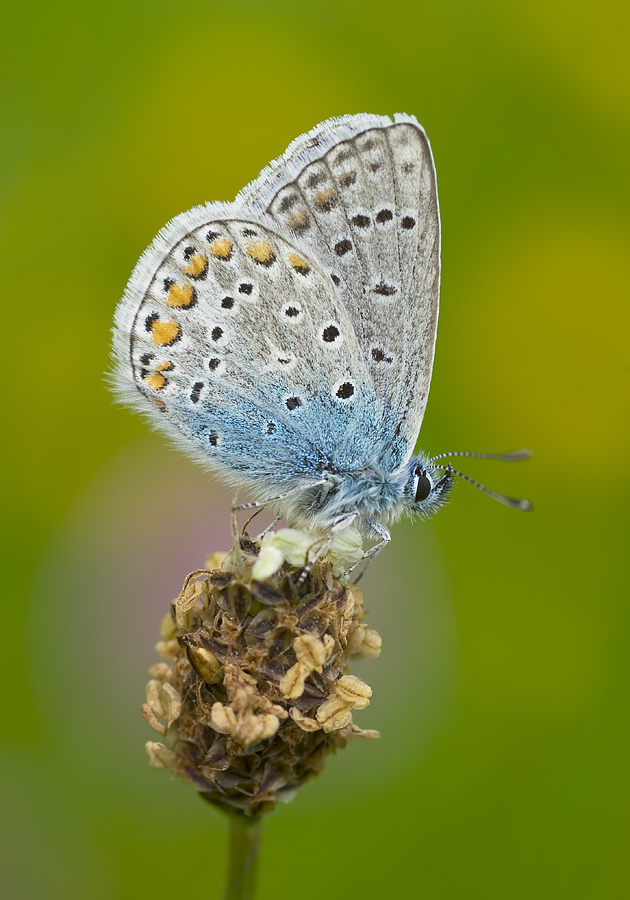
top-left (112, 113), bottom-right (531, 563)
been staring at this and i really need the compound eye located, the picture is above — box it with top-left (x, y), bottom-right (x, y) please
top-left (414, 472), bottom-right (432, 502)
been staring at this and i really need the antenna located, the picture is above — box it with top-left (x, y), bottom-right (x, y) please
top-left (426, 449), bottom-right (534, 511)
top-left (427, 448), bottom-right (532, 464)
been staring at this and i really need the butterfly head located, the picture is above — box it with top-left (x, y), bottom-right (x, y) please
top-left (402, 448), bottom-right (533, 521)
top-left (403, 455), bottom-right (456, 519)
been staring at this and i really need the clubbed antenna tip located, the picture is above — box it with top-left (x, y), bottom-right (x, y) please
top-left (426, 448), bottom-right (534, 511)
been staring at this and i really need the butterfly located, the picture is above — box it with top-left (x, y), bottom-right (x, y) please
top-left (112, 113), bottom-right (531, 563)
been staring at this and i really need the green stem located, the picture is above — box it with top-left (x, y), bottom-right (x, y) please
top-left (223, 813), bottom-right (263, 900)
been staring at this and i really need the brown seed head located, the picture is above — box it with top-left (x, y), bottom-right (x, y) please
top-left (141, 529), bottom-right (382, 816)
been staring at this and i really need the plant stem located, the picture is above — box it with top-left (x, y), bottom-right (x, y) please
top-left (223, 813), bottom-right (263, 900)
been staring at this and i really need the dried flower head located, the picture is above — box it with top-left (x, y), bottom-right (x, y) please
top-left (143, 527), bottom-right (381, 817)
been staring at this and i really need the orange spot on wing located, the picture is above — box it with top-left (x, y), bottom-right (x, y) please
top-left (287, 209), bottom-right (308, 229)
top-left (155, 361), bottom-right (174, 372)
top-left (315, 188), bottom-right (335, 207)
top-left (151, 320), bottom-right (181, 346)
top-left (247, 240), bottom-right (276, 264)
top-left (288, 252), bottom-right (310, 274)
top-left (182, 254), bottom-right (208, 278)
top-left (209, 238), bottom-right (233, 259)
top-left (166, 283), bottom-right (196, 307)
top-left (145, 373), bottom-right (166, 390)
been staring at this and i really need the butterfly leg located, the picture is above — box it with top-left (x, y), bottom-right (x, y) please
top-left (256, 516), bottom-right (281, 540)
top-left (232, 479), bottom-right (328, 512)
top-left (295, 513), bottom-right (360, 585)
top-left (346, 520), bottom-right (391, 582)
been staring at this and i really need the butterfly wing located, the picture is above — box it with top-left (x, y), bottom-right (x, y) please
top-left (242, 113), bottom-right (440, 471)
top-left (112, 210), bottom-right (378, 497)
top-left (112, 113), bottom-right (439, 502)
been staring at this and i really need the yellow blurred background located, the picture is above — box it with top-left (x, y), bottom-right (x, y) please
top-left (2, 1), bottom-right (629, 897)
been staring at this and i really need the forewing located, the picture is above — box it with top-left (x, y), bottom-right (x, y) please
top-left (243, 113), bottom-right (440, 470)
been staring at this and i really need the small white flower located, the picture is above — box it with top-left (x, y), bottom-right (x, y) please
top-left (252, 544), bottom-right (285, 580)
top-left (253, 529), bottom-right (313, 579)
top-left (329, 525), bottom-right (364, 565)
top-left (270, 529), bottom-right (313, 566)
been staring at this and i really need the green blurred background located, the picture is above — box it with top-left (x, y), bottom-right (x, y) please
top-left (2, 1), bottom-right (629, 897)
